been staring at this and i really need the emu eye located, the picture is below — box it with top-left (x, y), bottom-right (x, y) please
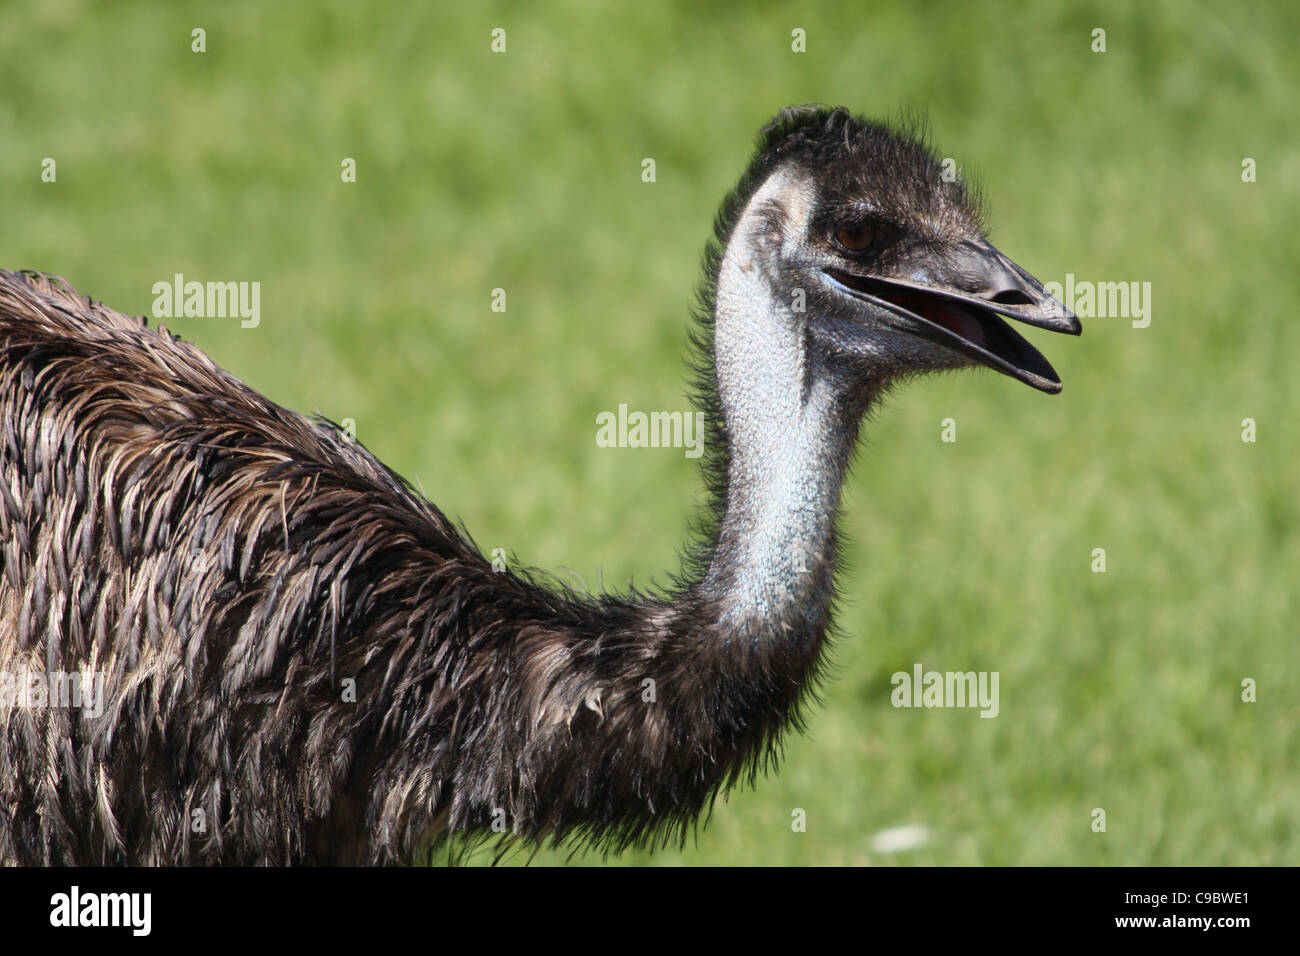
top-left (835, 223), bottom-right (881, 252)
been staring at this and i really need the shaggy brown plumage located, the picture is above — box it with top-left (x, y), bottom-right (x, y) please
top-left (0, 266), bottom-right (813, 864)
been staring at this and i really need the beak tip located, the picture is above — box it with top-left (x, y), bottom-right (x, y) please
top-left (1042, 298), bottom-right (1082, 335)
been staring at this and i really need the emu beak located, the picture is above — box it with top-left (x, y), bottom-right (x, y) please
top-left (825, 240), bottom-right (1081, 393)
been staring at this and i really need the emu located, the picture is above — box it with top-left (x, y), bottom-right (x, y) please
top-left (0, 107), bottom-right (1079, 865)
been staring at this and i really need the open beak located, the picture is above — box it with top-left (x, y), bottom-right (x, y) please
top-left (824, 240), bottom-right (1081, 393)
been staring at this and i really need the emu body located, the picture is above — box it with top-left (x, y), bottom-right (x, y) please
top-left (0, 108), bottom-right (1078, 865)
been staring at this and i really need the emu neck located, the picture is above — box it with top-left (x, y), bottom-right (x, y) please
top-left (702, 172), bottom-right (872, 633)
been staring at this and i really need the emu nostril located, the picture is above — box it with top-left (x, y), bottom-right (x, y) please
top-left (990, 289), bottom-right (1036, 306)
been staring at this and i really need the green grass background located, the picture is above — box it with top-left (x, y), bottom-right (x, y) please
top-left (1, 0), bottom-right (1295, 865)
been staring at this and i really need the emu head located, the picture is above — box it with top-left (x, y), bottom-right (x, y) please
top-left (714, 107), bottom-right (1080, 403)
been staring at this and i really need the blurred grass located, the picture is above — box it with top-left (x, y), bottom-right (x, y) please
top-left (1, 0), bottom-right (1295, 865)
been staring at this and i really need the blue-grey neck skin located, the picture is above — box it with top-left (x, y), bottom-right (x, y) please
top-left (702, 169), bottom-right (878, 633)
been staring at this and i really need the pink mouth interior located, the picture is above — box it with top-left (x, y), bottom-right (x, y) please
top-left (881, 289), bottom-right (987, 348)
